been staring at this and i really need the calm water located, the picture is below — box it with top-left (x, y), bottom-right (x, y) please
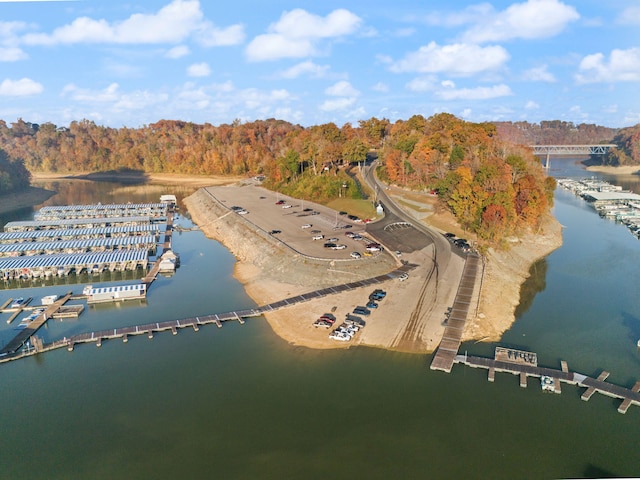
top-left (0, 169), bottom-right (638, 479)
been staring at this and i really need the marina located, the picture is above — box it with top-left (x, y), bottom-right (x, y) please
top-left (0, 225), bottom-right (162, 243)
top-left (34, 203), bottom-right (168, 220)
top-left (0, 235), bottom-right (157, 257)
top-left (3, 215), bottom-right (163, 232)
top-left (557, 177), bottom-right (640, 238)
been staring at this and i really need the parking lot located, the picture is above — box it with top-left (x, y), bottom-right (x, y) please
top-left (205, 184), bottom-right (385, 260)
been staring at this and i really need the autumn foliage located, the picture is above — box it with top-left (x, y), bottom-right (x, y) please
top-left (0, 114), bottom-right (557, 242)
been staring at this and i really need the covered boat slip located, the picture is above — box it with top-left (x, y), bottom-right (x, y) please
top-left (0, 235), bottom-right (157, 257)
top-left (34, 203), bottom-right (168, 220)
top-left (0, 249), bottom-right (148, 279)
top-left (3, 216), bottom-right (163, 232)
top-left (0, 225), bottom-right (162, 244)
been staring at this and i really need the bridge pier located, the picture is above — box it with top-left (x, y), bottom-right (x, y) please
top-left (148, 330), bottom-right (153, 339)
top-left (123, 334), bottom-right (128, 343)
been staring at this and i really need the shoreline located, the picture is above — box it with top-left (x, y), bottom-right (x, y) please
top-left (585, 165), bottom-right (640, 175)
top-left (184, 185), bottom-right (564, 352)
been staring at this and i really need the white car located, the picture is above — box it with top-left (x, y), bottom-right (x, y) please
top-left (398, 273), bottom-right (409, 281)
top-left (301, 224), bottom-right (312, 229)
top-left (350, 251), bottom-right (361, 259)
top-left (332, 244), bottom-right (347, 250)
top-left (282, 204), bottom-right (292, 209)
top-left (312, 235), bottom-right (324, 240)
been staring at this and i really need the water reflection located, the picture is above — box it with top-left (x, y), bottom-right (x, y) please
top-left (514, 258), bottom-right (548, 318)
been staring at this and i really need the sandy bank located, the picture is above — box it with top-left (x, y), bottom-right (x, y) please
top-left (585, 165), bottom-right (640, 175)
top-left (31, 172), bottom-right (243, 187)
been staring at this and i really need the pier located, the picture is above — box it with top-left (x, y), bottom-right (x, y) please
top-left (0, 263), bottom-right (416, 363)
top-left (454, 353), bottom-right (640, 414)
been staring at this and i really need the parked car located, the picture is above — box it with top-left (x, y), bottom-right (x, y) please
top-left (332, 244), bottom-right (347, 250)
top-left (312, 235), bottom-right (324, 240)
top-left (282, 204), bottom-right (292, 209)
top-left (324, 242), bottom-right (337, 248)
top-left (303, 208), bottom-right (313, 212)
top-left (350, 251), bottom-right (361, 259)
top-left (275, 200), bottom-right (285, 205)
top-left (269, 230), bottom-right (282, 235)
top-left (301, 224), bottom-right (312, 229)
top-left (353, 306), bottom-right (371, 316)
top-left (398, 273), bottom-right (409, 282)
top-left (366, 301), bottom-right (378, 309)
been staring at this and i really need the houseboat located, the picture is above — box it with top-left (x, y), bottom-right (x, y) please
top-left (83, 284), bottom-right (146, 304)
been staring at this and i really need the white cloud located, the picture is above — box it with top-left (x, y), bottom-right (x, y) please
top-left (441, 80), bottom-right (455, 88)
top-left (61, 82), bottom-right (168, 111)
top-left (0, 77), bottom-right (43, 96)
top-left (617, 6), bottom-right (640, 25)
top-left (371, 82), bottom-right (389, 93)
top-left (21, 0), bottom-right (243, 47)
top-left (461, 0), bottom-right (579, 43)
top-left (319, 97), bottom-right (356, 111)
top-left (196, 23), bottom-right (245, 47)
top-left (390, 42), bottom-right (509, 76)
top-left (405, 77), bottom-right (436, 92)
top-left (0, 46), bottom-right (27, 61)
top-left (575, 48), bottom-right (640, 83)
top-left (523, 65), bottom-right (556, 82)
top-left (436, 84), bottom-right (513, 100)
top-left (245, 8), bottom-right (362, 61)
top-left (394, 27), bottom-right (415, 37)
top-left (165, 45), bottom-right (190, 59)
top-left (325, 80), bottom-right (359, 97)
top-left (278, 60), bottom-right (330, 79)
top-left (187, 62), bottom-right (211, 77)
top-left (525, 100), bottom-right (539, 109)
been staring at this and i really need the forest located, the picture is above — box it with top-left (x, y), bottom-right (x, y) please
top-left (0, 114), bottom-right (559, 242)
top-left (0, 147), bottom-right (31, 195)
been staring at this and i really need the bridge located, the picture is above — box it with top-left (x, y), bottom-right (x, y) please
top-left (530, 144), bottom-right (617, 169)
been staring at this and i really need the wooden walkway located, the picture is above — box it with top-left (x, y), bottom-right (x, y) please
top-left (0, 263), bottom-right (416, 363)
top-left (0, 292), bottom-right (73, 355)
top-left (430, 253), bottom-right (480, 372)
top-left (142, 211), bottom-right (174, 284)
top-left (455, 354), bottom-right (640, 414)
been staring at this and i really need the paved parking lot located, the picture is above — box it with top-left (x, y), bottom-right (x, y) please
top-left (204, 184), bottom-right (384, 260)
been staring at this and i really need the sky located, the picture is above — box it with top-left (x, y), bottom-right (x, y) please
top-left (0, 0), bottom-right (638, 128)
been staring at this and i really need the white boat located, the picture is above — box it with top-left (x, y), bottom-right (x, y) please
top-left (637, 339), bottom-right (640, 348)
top-left (10, 297), bottom-right (25, 308)
top-left (41, 295), bottom-right (59, 305)
top-left (540, 376), bottom-right (556, 393)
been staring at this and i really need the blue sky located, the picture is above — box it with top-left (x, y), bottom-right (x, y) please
top-left (0, 0), bottom-right (638, 128)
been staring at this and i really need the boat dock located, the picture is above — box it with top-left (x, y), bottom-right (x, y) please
top-left (0, 292), bottom-right (73, 355)
top-left (454, 353), bottom-right (640, 414)
top-left (0, 263), bottom-right (416, 363)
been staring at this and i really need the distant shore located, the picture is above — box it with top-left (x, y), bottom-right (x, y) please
top-left (31, 171), bottom-right (243, 187)
top-left (585, 165), bottom-right (640, 175)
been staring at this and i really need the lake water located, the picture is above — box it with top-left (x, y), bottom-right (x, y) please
top-left (0, 167), bottom-right (638, 479)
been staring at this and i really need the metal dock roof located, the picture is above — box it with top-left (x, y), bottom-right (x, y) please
top-left (4, 216), bottom-right (159, 232)
top-left (0, 225), bottom-right (161, 243)
top-left (0, 249), bottom-right (148, 270)
top-left (34, 203), bottom-right (168, 220)
top-left (0, 235), bottom-right (157, 255)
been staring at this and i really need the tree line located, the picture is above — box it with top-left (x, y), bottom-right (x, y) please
top-left (0, 114), bottom-right (557, 242)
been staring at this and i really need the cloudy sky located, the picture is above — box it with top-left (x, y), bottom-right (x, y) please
top-left (0, 0), bottom-right (638, 128)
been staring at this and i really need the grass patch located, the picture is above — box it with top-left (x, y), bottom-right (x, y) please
top-left (325, 198), bottom-right (377, 219)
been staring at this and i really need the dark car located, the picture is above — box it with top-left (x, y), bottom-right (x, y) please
top-left (347, 214), bottom-right (359, 221)
top-left (444, 232), bottom-right (456, 239)
top-left (353, 306), bottom-right (371, 316)
top-left (303, 208), bottom-right (313, 212)
top-left (275, 200), bottom-right (285, 205)
top-left (339, 211), bottom-right (347, 216)
top-left (366, 301), bottom-right (378, 309)
top-left (269, 230), bottom-right (282, 234)
top-left (324, 242), bottom-right (337, 248)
